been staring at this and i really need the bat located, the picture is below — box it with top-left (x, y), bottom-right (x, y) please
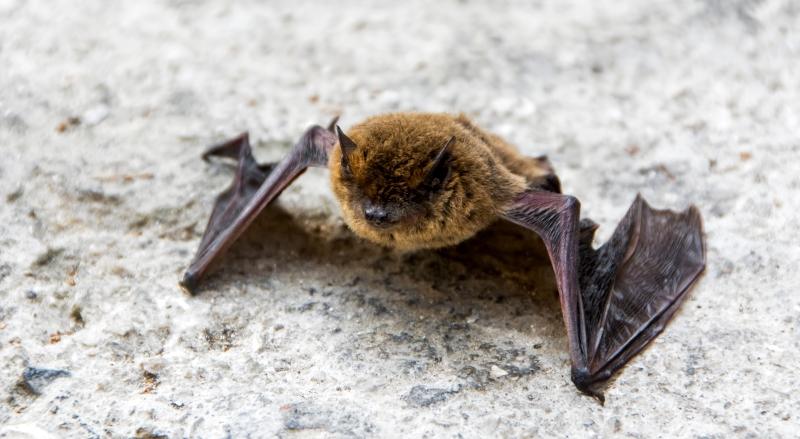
top-left (181, 113), bottom-right (705, 401)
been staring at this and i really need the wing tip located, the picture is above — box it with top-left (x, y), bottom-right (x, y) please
top-left (633, 194), bottom-right (704, 224)
top-left (632, 196), bottom-right (707, 263)
top-left (201, 132), bottom-right (250, 162)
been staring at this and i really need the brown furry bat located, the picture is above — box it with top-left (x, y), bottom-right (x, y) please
top-left (181, 113), bottom-right (705, 401)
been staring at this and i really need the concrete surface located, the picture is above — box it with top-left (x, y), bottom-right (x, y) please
top-left (1, 0), bottom-right (799, 437)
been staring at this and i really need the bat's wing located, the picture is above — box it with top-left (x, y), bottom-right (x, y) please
top-left (180, 125), bottom-right (336, 294)
top-left (502, 191), bottom-right (705, 401)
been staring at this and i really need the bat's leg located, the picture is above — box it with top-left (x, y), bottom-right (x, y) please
top-left (503, 192), bottom-right (705, 401)
top-left (181, 126), bottom-right (336, 294)
top-left (522, 155), bottom-right (561, 193)
top-left (453, 113), bottom-right (561, 192)
top-left (527, 171), bottom-right (562, 193)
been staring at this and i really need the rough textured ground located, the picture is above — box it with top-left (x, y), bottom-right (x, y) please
top-left (1, 0), bottom-right (799, 437)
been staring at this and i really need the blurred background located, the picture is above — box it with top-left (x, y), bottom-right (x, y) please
top-left (1, 0), bottom-right (798, 437)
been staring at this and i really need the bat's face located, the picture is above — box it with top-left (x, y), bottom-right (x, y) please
top-left (328, 113), bottom-right (523, 251)
top-left (329, 126), bottom-right (455, 249)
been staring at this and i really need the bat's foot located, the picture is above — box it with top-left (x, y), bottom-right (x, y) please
top-left (528, 173), bottom-right (562, 193)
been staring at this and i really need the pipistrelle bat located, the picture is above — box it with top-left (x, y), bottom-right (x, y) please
top-left (181, 113), bottom-right (705, 401)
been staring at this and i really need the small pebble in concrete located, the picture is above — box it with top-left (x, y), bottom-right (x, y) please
top-left (18, 367), bottom-right (71, 395)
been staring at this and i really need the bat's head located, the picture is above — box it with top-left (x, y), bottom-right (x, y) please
top-left (329, 124), bottom-right (454, 245)
top-left (328, 114), bottom-right (497, 250)
top-left (329, 113), bottom-right (525, 250)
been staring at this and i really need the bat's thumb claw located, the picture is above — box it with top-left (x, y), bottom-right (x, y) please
top-left (326, 115), bottom-right (341, 132)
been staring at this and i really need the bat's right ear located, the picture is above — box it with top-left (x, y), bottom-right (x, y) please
top-left (335, 125), bottom-right (358, 169)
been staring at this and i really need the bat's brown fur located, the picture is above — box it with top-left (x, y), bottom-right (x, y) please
top-left (329, 113), bottom-right (557, 250)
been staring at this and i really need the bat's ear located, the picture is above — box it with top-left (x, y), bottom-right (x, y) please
top-left (423, 136), bottom-right (455, 190)
top-left (335, 125), bottom-right (358, 170)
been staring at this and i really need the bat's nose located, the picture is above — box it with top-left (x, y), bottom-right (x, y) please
top-left (364, 204), bottom-right (394, 228)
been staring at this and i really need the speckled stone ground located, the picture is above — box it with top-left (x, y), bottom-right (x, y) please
top-left (1, 0), bottom-right (799, 437)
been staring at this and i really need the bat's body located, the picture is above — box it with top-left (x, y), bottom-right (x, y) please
top-left (331, 113), bottom-right (555, 250)
top-left (182, 113), bottom-right (705, 401)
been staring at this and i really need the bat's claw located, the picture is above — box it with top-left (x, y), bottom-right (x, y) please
top-left (326, 115), bottom-right (340, 132)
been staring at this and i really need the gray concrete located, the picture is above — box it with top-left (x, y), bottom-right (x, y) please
top-left (1, 0), bottom-right (798, 437)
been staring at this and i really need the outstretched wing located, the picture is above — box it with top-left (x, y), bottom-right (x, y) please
top-left (502, 191), bottom-right (705, 401)
top-left (181, 126), bottom-right (336, 294)
top-left (578, 195), bottom-right (705, 385)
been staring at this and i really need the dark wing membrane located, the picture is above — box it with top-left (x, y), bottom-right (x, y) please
top-left (194, 133), bottom-right (274, 254)
top-left (579, 195), bottom-right (705, 378)
top-left (181, 126), bottom-right (336, 293)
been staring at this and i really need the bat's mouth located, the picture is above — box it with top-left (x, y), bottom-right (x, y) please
top-left (366, 218), bottom-right (396, 229)
top-left (365, 209), bottom-right (427, 233)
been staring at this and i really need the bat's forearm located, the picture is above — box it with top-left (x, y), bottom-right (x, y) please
top-left (503, 191), bottom-right (588, 375)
